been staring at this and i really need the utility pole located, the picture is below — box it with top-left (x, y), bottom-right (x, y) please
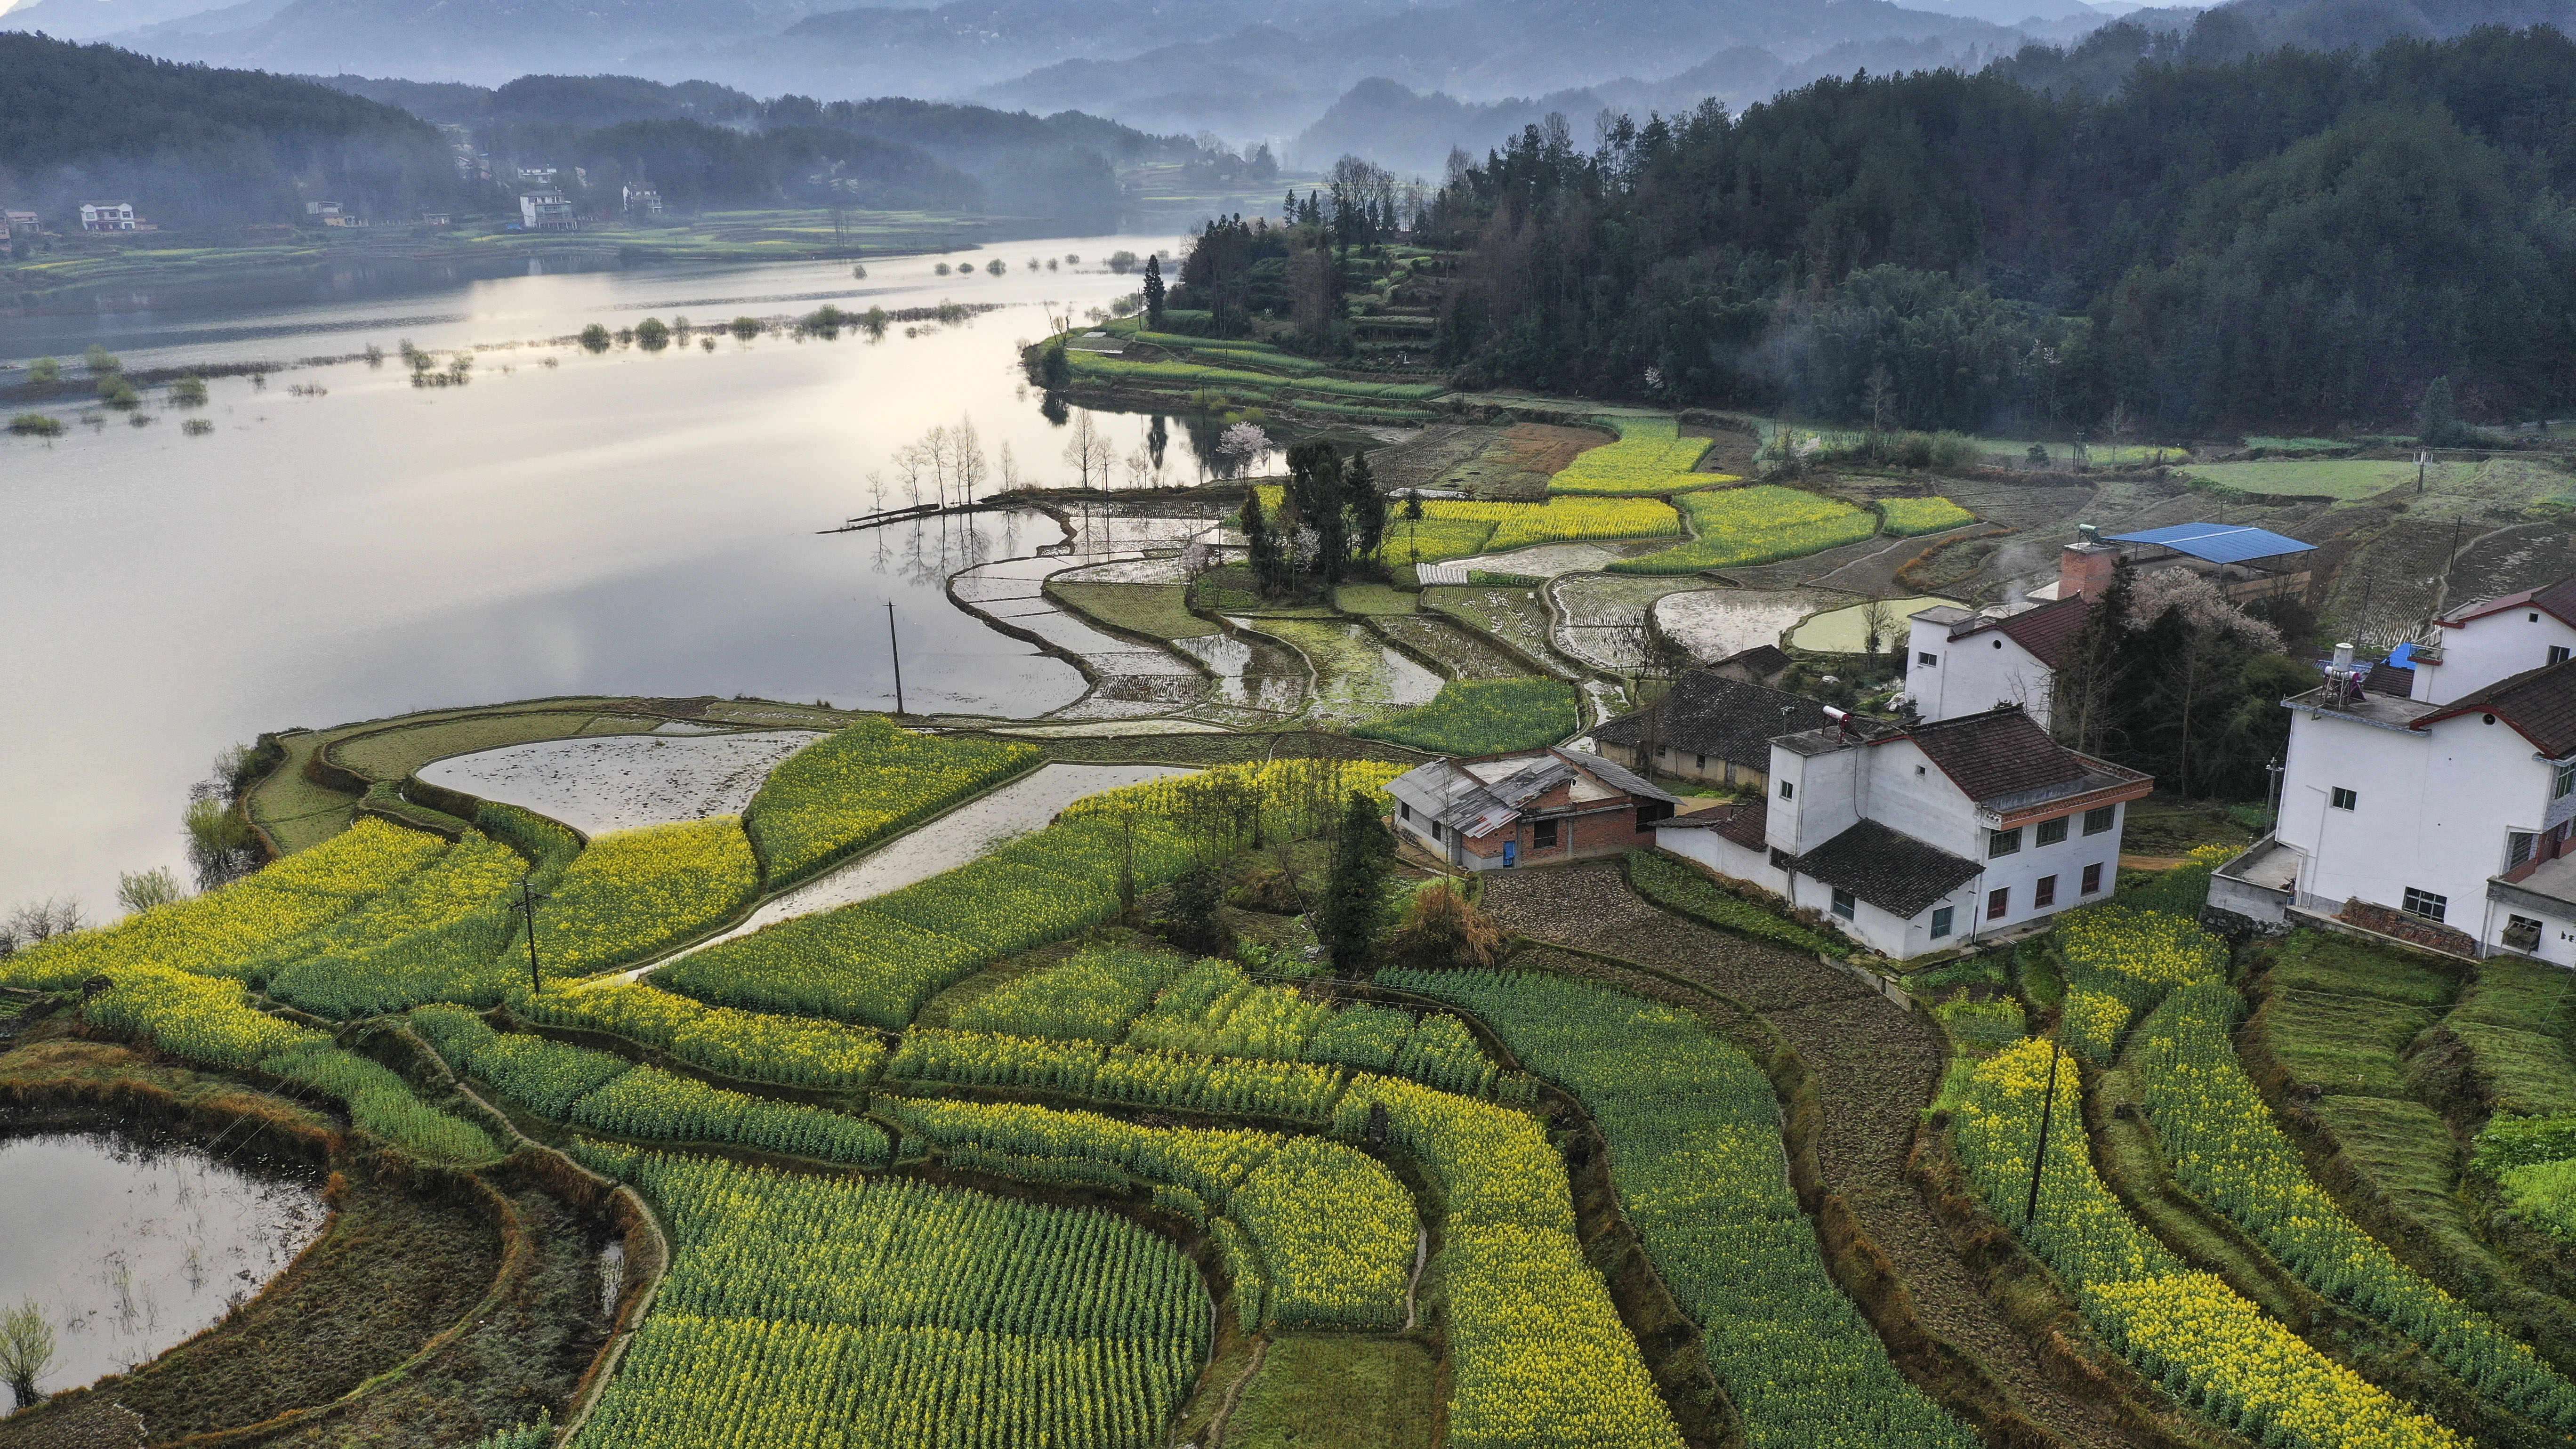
top-left (2417, 448), bottom-right (2429, 495)
top-left (886, 602), bottom-right (906, 716)
top-left (2025, 1034), bottom-right (2062, 1227)
top-left (510, 879), bottom-right (550, 995)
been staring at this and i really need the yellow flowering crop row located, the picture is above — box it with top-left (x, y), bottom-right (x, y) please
top-left (2138, 979), bottom-right (2576, 1428)
top-left (662, 760), bottom-right (1400, 1028)
top-left (883, 1096), bottom-right (1280, 1210)
top-left (524, 981), bottom-right (886, 1090)
top-left (564, 1149), bottom-right (1208, 1449)
top-left (3, 817), bottom-right (448, 991)
top-left (1877, 496), bottom-right (1978, 536)
top-left (1255, 483), bottom-right (1682, 561)
top-left (85, 962), bottom-right (324, 1069)
top-left (533, 816), bottom-right (760, 979)
top-left (1956, 1038), bottom-right (2461, 1448)
top-left (887, 1028), bottom-right (1346, 1121)
top-left (1608, 486), bottom-right (1878, 574)
top-left (2055, 903), bottom-right (2229, 1057)
top-left (1230, 1136), bottom-right (1414, 1330)
top-left (1387, 967), bottom-right (1978, 1446)
top-left (1124, 956), bottom-right (1332, 1060)
top-left (244, 830), bottom-right (526, 986)
top-left (1545, 416), bottom-right (1729, 496)
top-left (744, 717), bottom-right (1038, 886)
top-left (1332, 1074), bottom-right (1682, 1449)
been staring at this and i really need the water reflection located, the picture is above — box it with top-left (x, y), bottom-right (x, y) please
top-left (0, 1131), bottom-right (327, 1396)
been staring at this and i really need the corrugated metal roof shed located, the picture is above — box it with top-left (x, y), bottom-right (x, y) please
top-left (2106, 522), bottom-right (2316, 565)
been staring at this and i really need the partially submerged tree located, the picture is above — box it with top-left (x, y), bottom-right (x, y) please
top-left (0, 1298), bottom-right (53, 1409)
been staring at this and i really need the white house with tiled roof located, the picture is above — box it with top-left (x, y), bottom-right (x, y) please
top-left (2221, 577), bottom-right (2576, 960)
top-left (1656, 705), bottom-right (2150, 959)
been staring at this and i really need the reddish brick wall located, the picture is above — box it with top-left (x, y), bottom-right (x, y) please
top-left (1466, 805), bottom-right (1655, 866)
top-left (2338, 898), bottom-right (2478, 958)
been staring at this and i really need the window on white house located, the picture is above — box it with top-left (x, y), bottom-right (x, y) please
top-left (1430, 821), bottom-right (1444, 842)
top-left (1931, 906), bottom-right (1954, 938)
top-left (2082, 862), bottom-right (2103, 894)
top-left (1779, 780), bottom-right (1794, 800)
top-left (1831, 889), bottom-right (1855, 920)
top-left (2403, 886), bottom-right (2448, 921)
top-left (2083, 805), bottom-right (2116, 835)
top-left (2557, 762), bottom-right (2576, 799)
top-left (2330, 788), bottom-right (2357, 811)
top-left (1918, 651), bottom-right (1938, 667)
top-left (1988, 827), bottom-right (2022, 858)
top-left (1399, 802), bottom-right (1412, 821)
top-left (2035, 875), bottom-right (2057, 908)
top-left (2037, 816), bottom-right (2069, 845)
top-left (1695, 753), bottom-right (1707, 769)
top-left (2553, 646), bottom-right (2573, 666)
top-left (1987, 887), bottom-right (2010, 919)
top-left (2512, 832), bottom-right (2537, 868)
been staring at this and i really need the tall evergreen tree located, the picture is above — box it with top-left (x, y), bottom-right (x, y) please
top-left (1286, 441), bottom-right (1348, 582)
top-left (2419, 376), bottom-right (2460, 447)
top-left (1141, 254), bottom-right (1165, 330)
top-left (1317, 790), bottom-right (1394, 975)
top-left (1344, 450), bottom-right (1388, 562)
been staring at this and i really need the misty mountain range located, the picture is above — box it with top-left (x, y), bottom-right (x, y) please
top-left (6, 0), bottom-right (2571, 174)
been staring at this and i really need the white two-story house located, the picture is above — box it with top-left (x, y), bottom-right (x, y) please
top-left (2219, 583), bottom-right (2576, 960)
top-left (1655, 704), bottom-right (2151, 958)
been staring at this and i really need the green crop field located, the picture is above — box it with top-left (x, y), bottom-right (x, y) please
top-left (2175, 459), bottom-right (2424, 499)
top-left (1353, 677), bottom-right (1578, 754)
top-left (1609, 486), bottom-right (1877, 573)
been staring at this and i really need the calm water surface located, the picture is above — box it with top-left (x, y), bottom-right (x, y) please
top-left (0, 1131), bottom-right (327, 1395)
top-left (0, 236), bottom-right (1218, 910)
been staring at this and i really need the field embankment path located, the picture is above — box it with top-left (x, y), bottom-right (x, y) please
top-left (1481, 860), bottom-right (2147, 1449)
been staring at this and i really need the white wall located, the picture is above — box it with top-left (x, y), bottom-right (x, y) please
top-left (1655, 825), bottom-right (1789, 897)
top-left (2420, 608), bottom-right (2576, 703)
top-left (2278, 708), bottom-right (2552, 934)
top-left (1764, 742), bottom-right (1864, 856)
top-left (1905, 617), bottom-right (2054, 727)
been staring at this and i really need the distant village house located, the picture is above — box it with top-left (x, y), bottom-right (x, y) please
top-left (519, 192), bottom-right (580, 232)
top-left (79, 201), bottom-right (137, 232)
top-left (1385, 749), bottom-right (1678, 872)
top-left (622, 186), bottom-right (664, 216)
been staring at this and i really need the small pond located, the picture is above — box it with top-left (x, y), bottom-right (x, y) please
top-left (0, 1130), bottom-right (327, 1396)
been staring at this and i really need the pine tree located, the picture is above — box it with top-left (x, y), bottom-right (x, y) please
top-left (2419, 375), bottom-right (2459, 448)
top-left (1242, 491), bottom-right (1285, 596)
top-left (1343, 449), bottom-right (1388, 563)
top-left (1318, 790), bottom-right (1395, 975)
top-left (1142, 255), bottom-right (1165, 330)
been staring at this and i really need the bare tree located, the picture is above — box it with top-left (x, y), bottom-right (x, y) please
top-left (117, 868), bottom-right (186, 917)
top-left (997, 441), bottom-right (1023, 493)
top-left (1860, 597), bottom-right (1895, 659)
top-left (1062, 413), bottom-right (1114, 489)
top-left (952, 416), bottom-right (988, 507)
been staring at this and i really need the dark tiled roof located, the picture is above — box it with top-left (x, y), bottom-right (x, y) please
top-left (1788, 820), bottom-right (1983, 919)
top-left (2447, 575), bottom-right (2576, 629)
top-left (2362, 660), bottom-right (2415, 697)
top-left (1717, 644), bottom-right (1792, 676)
top-left (1905, 707), bottom-right (2090, 806)
top-left (2415, 656), bottom-right (2576, 757)
top-left (1551, 748), bottom-right (1681, 805)
top-left (1593, 670), bottom-right (1828, 771)
top-left (1650, 795), bottom-right (1768, 849)
top-left (1948, 597), bottom-right (2091, 668)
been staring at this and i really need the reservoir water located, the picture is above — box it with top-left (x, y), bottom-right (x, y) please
top-left (0, 235), bottom-right (1207, 910)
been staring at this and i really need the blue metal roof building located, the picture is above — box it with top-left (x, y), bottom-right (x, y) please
top-left (2105, 522), bottom-right (2316, 566)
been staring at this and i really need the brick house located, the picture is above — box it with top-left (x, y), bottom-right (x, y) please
top-left (1593, 668), bottom-right (1827, 792)
top-left (1385, 748), bottom-right (1679, 871)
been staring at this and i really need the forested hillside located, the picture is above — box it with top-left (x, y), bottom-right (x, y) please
top-left (1426, 25), bottom-right (2576, 433)
top-left (0, 32), bottom-right (458, 227)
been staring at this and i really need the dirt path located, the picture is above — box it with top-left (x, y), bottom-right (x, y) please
top-left (1481, 861), bottom-right (2144, 1449)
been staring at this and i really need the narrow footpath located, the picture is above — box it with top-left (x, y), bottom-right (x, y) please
top-left (1480, 860), bottom-right (2149, 1449)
